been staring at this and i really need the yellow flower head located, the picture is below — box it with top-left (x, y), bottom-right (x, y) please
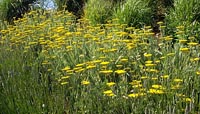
top-left (152, 84), bottom-right (165, 89)
top-left (99, 70), bottom-right (113, 74)
top-left (173, 78), bottom-right (183, 82)
top-left (61, 82), bottom-right (68, 85)
top-left (106, 82), bottom-right (115, 87)
top-left (61, 76), bottom-right (70, 79)
top-left (187, 42), bottom-right (198, 46)
top-left (144, 53), bottom-right (152, 57)
top-left (160, 75), bottom-right (169, 79)
top-left (180, 48), bottom-right (189, 52)
top-left (103, 90), bottom-right (115, 96)
top-left (128, 93), bottom-right (139, 98)
top-left (115, 70), bottom-right (126, 74)
top-left (81, 80), bottom-right (90, 85)
top-left (100, 61), bottom-right (110, 65)
top-left (148, 89), bottom-right (164, 94)
top-left (196, 71), bottom-right (200, 75)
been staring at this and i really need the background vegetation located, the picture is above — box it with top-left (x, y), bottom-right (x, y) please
top-left (0, 0), bottom-right (200, 113)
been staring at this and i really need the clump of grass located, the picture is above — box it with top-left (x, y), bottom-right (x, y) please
top-left (165, 0), bottom-right (200, 41)
top-left (113, 0), bottom-right (152, 27)
top-left (84, 0), bottom-right (115, 24)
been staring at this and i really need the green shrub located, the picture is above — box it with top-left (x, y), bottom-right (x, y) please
top-left (113, 0), bottom-right (152, 27)
top-left (55, 0), bottom-right (85, 19)
top-left (0, 0), bottom-right (36, 23)
top-left (84, 0), bottom-right (115, 24)
top-left (165, 0), bottom-right (200, 41)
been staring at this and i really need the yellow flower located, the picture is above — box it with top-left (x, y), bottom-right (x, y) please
top-left (190, 58), bottom-right (200, 62)
top-left (148, 89), bottom-right (164, 94)
top-left (75, 68), bottom-right (85, 73)
top-left (126, 27), bottom-right (134, 31)
top-left (145, 61), bottom-right (153, 64)
top-left (157, 21), bottom-right (163, 25)
top-left (116, 64), bottom-right (123, 68)
top-left (183, 98), bottom-right (193, 102)
top-left (107, 93), bottom-right (115, 96)
top-left (103, 90), bottom-right (113, 94)
top-left (100, 61), bottom-right (110, 65)
top-left (144, 69), bottom-right (159, 73)
top-left (164, 36), bottom-right (173, 41)
top-left (132, 84), bottom-right (143, 88)
top-left (129, 80), bottom-right (141, 85)
top-left (61, 76), bottom-right (70, 79)
top-left (106, 82), bottom-right (115, 87)
top-left (141, 76), bottom-right (148, 79)
top-left (179, 40), bottom-right (187, 43)
top-left (61, 82), bottom-right (68, 85)
top-left (99, 70), bottom-right (113, 74)
top-left (160, 56), bottom-right (166, 59)
top-left (151, 77), bottom-right (158, 80)
top-left (81, 80), bottom-right (90, 85)
top-left (196, 71), bottom-right (200, 75)
top-left (152, 84), bottom-right (165, 89)
top-left (171, 84), bottom-right (182, 89)
top-left (173, 78), bottom-right (183, 82)
top-left (62, 66), bottom-right (71, 71)
top-left (120, 58), bottom-right (128, 62)
top-left (160, 75), bottom-right (169, 79)
top-left (73, 67), bottom-right (83, 71)
top-left (167, 53), bottom-right (175, 56)
top-left (114, 70), bottom-right (126, 74)
top-left (176, 26), bottom-right (184, 29)
top-left (145, 64), bottom-right (156, 67)
top-left (155, 60), bottom-right (160, 63)
top-left (103, 90), bottom-right (115, 96)
top-left (144, 53), bottom-right (152, 57)
top-left (176, 31), bottom-right (184, 34)
top-left (180, 48), bottom-right (189, 52)
top-left (93, 60), bottom-right (102, 63)
top-left (128, 93), bottom-right (139, 98)
top-left (86, 65), bottom-right (96, 69)
top-left (76, 63), bottom-right (85, 67)
top-left (187, 42), bottom-right (198, 46)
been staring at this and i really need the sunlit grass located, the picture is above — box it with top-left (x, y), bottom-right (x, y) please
top-left (0, 9), bottom-right (200, 113)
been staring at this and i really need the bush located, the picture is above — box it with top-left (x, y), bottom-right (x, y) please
top-left (55, 0), bottom-right (85, 19)
top-left (0, 0), bottom-right (36, 23)
top-left (113, 0), bottom-right (152, 27)
top-left (84, 0), bottom-right (115, 24)
top-left (165, 0), bottom-right (200, 41)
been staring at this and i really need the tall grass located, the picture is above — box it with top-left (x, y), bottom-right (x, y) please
top-left (0, 8), bottom-right (200, 113)
top-left (113, 0), bottom-right (152, 27)
top-left (84, 0), bottom-right (114, 24)
top-left (165, 0), bottom-right (200, 41)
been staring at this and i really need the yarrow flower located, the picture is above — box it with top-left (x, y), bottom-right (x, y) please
top-left (114, 70), bottom-right (126, 74)
top-left (106, 82), bottom-right (115, 87)
top-left (81, 80), bottom-right (90, 85)
top-left (144, 53), bottom-right (152, 57)
top-left (180, 48), bottom-right (189, 52)
top-left (103, 90), bottom-right (115, 96)
top-left (99, 70), bottom-right (113, 74)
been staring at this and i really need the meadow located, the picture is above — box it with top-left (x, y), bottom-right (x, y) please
top-left (0, 9), bottom-right (200, 113)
